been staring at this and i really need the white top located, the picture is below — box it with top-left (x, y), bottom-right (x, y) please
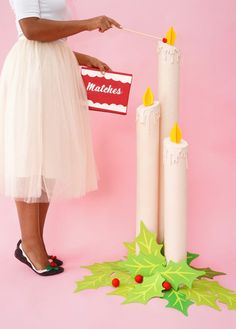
top-left (9, 0), bottom-right (72, 38)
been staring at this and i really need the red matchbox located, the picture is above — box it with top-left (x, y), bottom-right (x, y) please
top-left (81, 66), bottom-right (133, 115)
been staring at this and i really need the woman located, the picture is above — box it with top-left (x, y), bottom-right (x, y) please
top-left (0, 0), bottom-right (121, 276)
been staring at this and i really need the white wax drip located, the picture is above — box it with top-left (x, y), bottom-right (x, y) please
top-left (164, 146), bottom-right (188, 167)
top-left (136, 106), bottom-right (160, 129)
top-left (158, 42), bottom-right (181, 64)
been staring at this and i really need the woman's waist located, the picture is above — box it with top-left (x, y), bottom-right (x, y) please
top-left (18, 34), bottom-right (68, 43)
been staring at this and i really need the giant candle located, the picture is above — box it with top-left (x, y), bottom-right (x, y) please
top-left (163, 123), bottom-right (188, 263)
top-left (136, 88), bottom-right (160, 239)
top-left (157, 27), bottom-right (181, 243)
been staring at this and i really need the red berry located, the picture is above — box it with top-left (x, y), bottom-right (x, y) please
top-left (112, 278), bottom-right (120, 288)
top-left (50, 262), bottom-right (57, 267)
top-left (135, 274), bottom-right (143, 283)
top-left (162, 281), bottom-right (172, 290)
top-left (162, 37), bottom-right (168, 43)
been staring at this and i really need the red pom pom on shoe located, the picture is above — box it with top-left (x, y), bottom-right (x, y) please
top-left (162, 37), bottom-right (168, 43)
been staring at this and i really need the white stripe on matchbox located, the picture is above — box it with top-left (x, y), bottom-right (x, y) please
top-left (82, 69), bottom-right (132, 84)
top-left (87, 100), bottom-right (127, 113)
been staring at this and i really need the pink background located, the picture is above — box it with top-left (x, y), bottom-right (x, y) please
top-left (0, 0), bottom-right (236, 327)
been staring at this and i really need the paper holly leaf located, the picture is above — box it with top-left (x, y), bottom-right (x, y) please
top-left (192, 267), bottom-right (226, 279)
top-left (74, 273), bottom-right (112, 293)
top-left (217, 291), bottom-right (236, 310)
top-left (75, 259), bottom-right (133, 293)
top-left (122, 272), bottom-right (165, 304)
top-left (187, 252), bottom-right (200, 265)
top-left (163, 290), bottom-right (194, 316)
top-left (74, 267), bottom-right (134, 293)
top-left (123, 240), bottom-right (136, 257)
top-left (110, 270), bottom-right (134, 285)
top-left (192, 279), bottom-right (234, 294)
top-left (107, 284), bottom-right (136, 298)
top-left (120, 253), bottom-right (165, 277)
top-left (180, 284), bottom-right (221, 311)
top-left (191, 279), bottom-right (236, 310)
top-left (160, 260), bottom-right (206, 290)
top-left (80, 260), bottom-right (124, 274)
top-left (136, 221), bottom-right (165, 258)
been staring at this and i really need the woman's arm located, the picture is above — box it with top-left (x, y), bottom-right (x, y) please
top-left (19, 16), bottom-right (121, 42)
top-left (73, 52), bottom-right (111, 72)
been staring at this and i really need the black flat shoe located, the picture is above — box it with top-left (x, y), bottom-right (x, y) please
top-left (15, 241), bottom-right (64, 276)
top-left (17, 239), bottom-right (63, 266)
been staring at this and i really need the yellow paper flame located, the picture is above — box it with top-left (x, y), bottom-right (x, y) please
top-left (143, 87), bottom-right (154, 106)
top-left (166, 27), bottom-right (176, 46)
top-left (170, 122), bottom-right (182, 143)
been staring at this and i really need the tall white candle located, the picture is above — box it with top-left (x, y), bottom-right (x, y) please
top-left (157, 27), bottom-right (181, 243)
top-left (136, 88), bottom-right (160, 238)
top-left (163, 123), bottom-right (188, 263)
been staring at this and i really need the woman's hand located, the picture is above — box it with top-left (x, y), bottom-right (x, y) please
top-left (73, 52), bottom-right (111, 73)
top-left (86, 15), bottom-right (121, 33)
top-left (86, 55), bottom-right (111, 72)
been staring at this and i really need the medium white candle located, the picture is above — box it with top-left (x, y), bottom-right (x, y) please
top-left (136, 88), bottom-right (160, 239)
top-left (163, 123), bottom-right (188, 263)
top-left (157, 27), bottom-right (181, 243)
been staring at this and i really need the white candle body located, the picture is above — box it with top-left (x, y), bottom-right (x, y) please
top-left (136, 101), bottom-right (160, 238)
top-left (163, 137), bottom-right (188, 263)
top-left (157, 41), bottom-right (181, 243)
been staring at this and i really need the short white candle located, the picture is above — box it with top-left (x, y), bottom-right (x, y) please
top-left (163, 123), bottom-right (188, 263)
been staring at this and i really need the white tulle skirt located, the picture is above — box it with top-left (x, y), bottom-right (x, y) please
top-left (0, 35), bottom-right (100, 203)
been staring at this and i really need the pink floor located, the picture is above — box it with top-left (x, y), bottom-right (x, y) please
top-left (0, 192), bottom-right (236, 329)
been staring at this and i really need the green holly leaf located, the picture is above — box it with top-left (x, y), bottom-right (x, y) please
top-left (120, 253), bottom-right (165, 277)
top-left (80, 260), bottom-right (124, 274)
top-left (111, 270), bottom-right (134, 285)
top-left (191, 279), bottom-right (236, 310)
top-left (160, 260), bottom-right (206, 290)
top-left (191, 266), bottom-right (226, 279)
top-left (180, 283), bottom-right (221, 311)
top-left (163, 290), bottom-right (194, 316)
top-left (107, 285), bottom-right (136, 298)
top-left (74, 273), bottom-right (112, 293)
top-left (136, 221), bottom-right (165, 258)
top-left (122, 272), bottom-right (165, 304)
top-left (192, 279), bottom-right (234, 294)
top-left (123, 240), bottom-right (136, 257)
top-left (217, 291), bottom-right (236, 310)
top-left (75, 259), bottom-right (133, 293)
top-left (187, 252), bottom-right (200, 265)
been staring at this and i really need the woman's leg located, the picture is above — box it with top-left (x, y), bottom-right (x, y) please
top-left (15, 200), bottom-right (50, 270)
top-left (38, 201), bottom-right (50, 257)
